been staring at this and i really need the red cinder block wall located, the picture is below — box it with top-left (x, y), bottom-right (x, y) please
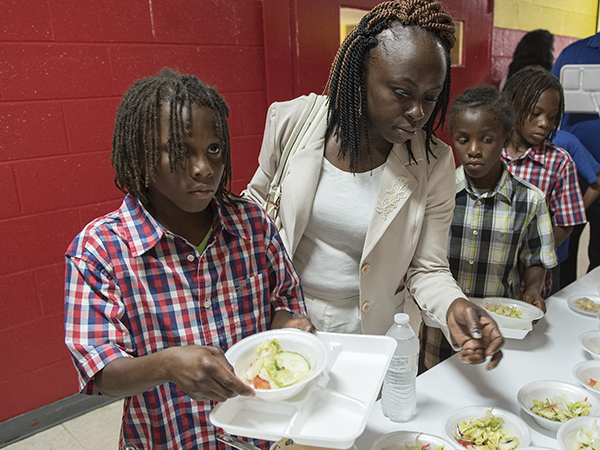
top-left (0, 0), bottom-right (268, 423)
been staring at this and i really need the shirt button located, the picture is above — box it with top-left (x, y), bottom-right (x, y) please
top-left (465, 288), bottom-right (471, 294)
top-left (469, 260), bottom-right (474, 265)
top-left (204, 299), bottom-right (211, 308)
top-left (476, 200), bottom-right (482, 206)
top-left (361, 264), bottom-right (370, 275)
top-left (187, 254), bottom-right (195, 262)
top-left (361, 302), bottom-right (371, 313)
top-left (473, 230), bottom-right (478, 235)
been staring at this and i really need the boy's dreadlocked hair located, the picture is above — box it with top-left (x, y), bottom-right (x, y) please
top-left (111, 68), bottom-right (233, 206)
top-left (325, 0), bottom-right (455, 171)
top-left (449, 85), bottom-right (514, 136)
top-left (502, 65), bottom-right (564, 141)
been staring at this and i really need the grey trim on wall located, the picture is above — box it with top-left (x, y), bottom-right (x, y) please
top-left (0, 394), bottom-right (120, 448)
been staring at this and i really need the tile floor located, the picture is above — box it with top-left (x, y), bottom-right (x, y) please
top-left (4, 226), bottom-right (591, 449)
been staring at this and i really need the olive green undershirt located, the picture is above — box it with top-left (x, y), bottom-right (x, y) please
top-left (194, 226), bottom-right (212, 255)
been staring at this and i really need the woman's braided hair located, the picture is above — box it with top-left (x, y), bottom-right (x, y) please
top-left (325, 0), bottom-right (455, 171)
top-left (111, 68), bottom-right (233, 206)
top-left (502, 65), bottom-right (564, 141)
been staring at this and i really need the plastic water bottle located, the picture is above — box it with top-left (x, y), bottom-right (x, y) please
top-left (381, 313), bottom-right (419, 422)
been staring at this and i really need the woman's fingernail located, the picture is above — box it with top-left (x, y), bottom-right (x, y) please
top-left (472, 329), bottom-right (482, 338)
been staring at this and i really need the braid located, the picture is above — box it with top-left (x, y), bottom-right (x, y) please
top-left (325, 0), bottom-right (455, 171)
top-left (502, 65), bottom-right (564, 141)
top-left (112, 68), bottom-right (234, 206)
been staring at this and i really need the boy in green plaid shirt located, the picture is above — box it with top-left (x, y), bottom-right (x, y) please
top-left (419, 86), bottom-right (557, 373)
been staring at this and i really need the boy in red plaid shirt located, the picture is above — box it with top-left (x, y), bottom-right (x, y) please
top-left (501, 66), bottom-right (586, 295)
top-left (64, 69), bottom-right (313, 450)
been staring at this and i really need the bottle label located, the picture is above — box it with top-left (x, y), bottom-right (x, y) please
top-left (387, 354), bottom-right (418, 374)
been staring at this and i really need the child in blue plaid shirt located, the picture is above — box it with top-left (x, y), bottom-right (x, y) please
top-left (419, 85), bottom-right (557, 373)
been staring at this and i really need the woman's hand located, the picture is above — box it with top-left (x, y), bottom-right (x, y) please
top-left (447, 298), bottom-right (504, 370)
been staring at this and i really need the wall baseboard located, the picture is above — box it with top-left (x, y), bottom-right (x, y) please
top-left (0, 394), bottom-right (120, 448)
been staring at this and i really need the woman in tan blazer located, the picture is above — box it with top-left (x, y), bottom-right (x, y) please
top-left (246, 0), bottom-right (503, 369)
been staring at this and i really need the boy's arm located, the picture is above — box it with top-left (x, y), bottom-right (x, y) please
top-left (552, 224), bottom-right (572, 247)
top-left (519, 186), bottom-right (558, 303)
top-left (521, 265), bottom-right (547, 312)
top-left (583, 178), bottom-right (600, 209)
top-left (548, 152), bottom-right (586, 243)
top-left (95, 345), bottom-right (254, 401)
top-left (260, 204), bottom-right (315, 330)
top-left (65, 253), bottom-right (253, 402)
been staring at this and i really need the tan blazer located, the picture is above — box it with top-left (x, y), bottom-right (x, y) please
top-left (245, 95), bottom-right (465, 340)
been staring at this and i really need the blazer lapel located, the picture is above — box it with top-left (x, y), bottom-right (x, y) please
top-left (362, 141), bottom-right (421, 259)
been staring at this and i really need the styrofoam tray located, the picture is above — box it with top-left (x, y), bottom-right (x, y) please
top-left (210, 331), bottom-right (397, 449)
top-left (500, 322), bottom-right (533, 340)
top-left (568, 294), bottom-right (600, 316)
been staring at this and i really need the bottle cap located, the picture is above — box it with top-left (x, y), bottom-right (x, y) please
top-left (394, 313), bottom-right (409, 325)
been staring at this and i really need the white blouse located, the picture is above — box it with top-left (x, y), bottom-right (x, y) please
top-left (293, 157), bottom-right (384, 301)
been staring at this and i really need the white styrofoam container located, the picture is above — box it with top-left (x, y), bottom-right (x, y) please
top-left (210, 331), bottom-right (397, 450)
top-left (369, 431), bottom-right (454, 450)
top-left (226, 328), bottom-right (329, 402)
top-left (517, 380), bottom-right (600, 432)
top-left (442, 406), bottom-right (531, 450)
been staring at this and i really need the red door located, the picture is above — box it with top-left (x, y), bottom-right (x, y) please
top-left (262, 0), bottom-right (495, 145)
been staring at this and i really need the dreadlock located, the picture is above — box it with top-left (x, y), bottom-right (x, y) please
top-left (449, 85), bottom-right (514, 136)
top-left (111, 68), bottom-right (233, 206)
top-left (325, 0), bottom-right (455, 171)
top-left (502, 65), bottom-right (564, 141)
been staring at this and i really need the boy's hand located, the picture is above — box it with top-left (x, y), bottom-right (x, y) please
top-left (522, 289), bottom-right (546, 313)
top-left (282, 316), bottom-right (317, 333)
top-left (447, 298), bottom-right (504, 370)
top-left (271, 309), bottom-right (316, 333)
top-left (166, 345), bottom-right (254, 402)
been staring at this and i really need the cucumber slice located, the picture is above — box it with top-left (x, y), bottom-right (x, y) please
top-left (271, 351), bottom-right (311, 387)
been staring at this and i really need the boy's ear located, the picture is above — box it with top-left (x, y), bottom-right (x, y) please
top-left (503, 129), bottom-right (514, 147)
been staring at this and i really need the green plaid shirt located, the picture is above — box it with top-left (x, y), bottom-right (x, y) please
top-left (448, 164), bottom-right (557, 298)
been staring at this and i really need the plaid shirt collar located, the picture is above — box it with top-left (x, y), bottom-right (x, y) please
top-left (501, 140), bottom-right (548, 166)
top-left (456, 162), bottom-right (514, 205)
top-left (117, 195), bottom-right (249, 257)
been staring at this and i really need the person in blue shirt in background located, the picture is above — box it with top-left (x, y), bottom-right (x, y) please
top-left (552, 31), bottom-right (600, 277)
top-left (552, 130), bottom-right (600, 286)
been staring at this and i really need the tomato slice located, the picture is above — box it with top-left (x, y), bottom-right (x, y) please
top-left (457, 440), bottom-right (473, 448)
top-left (252, 376), bottom-right (271, 390)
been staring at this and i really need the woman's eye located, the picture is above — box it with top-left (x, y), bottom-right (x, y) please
top-left (424, 96), bottom-right (438, 103)
top-left (483, 137), bottom-right (493, 144)
top-left (395, 89), bottom-right (410, 98)
top-left (456, 138), bottom-right (468, 145)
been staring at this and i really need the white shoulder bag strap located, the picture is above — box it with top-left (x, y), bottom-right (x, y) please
top-left (265, 93), bottom-right (328, 227)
